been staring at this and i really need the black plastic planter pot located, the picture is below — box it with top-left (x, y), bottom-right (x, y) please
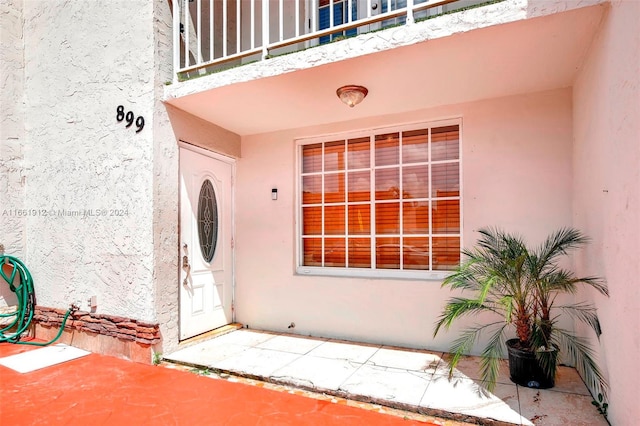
top-left (506, 339), bottom-right (556, 389)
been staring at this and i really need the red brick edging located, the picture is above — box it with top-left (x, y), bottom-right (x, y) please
top-left (33, 306), bottom-right (161, 345)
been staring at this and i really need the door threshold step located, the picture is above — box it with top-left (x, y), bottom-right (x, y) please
top-left (178, 323), bottom-right (243, 347)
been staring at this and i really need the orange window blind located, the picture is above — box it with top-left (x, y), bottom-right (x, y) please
top-left (300, 123), bottom-right (460, 271)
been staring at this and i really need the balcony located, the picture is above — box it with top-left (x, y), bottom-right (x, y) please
top-left (172, 0), bottom-right (489, 81)
top-left (165, 0), bottom-right (607, 136)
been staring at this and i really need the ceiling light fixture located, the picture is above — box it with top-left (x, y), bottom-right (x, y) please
top-left (336, 85), bottom-right (368, 108)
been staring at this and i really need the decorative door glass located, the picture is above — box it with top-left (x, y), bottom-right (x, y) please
top-left (198, 179), bottom-right (218, 263)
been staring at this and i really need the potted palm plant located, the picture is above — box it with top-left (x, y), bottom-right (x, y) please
top-left (433, 227), bottom-right (609, 397)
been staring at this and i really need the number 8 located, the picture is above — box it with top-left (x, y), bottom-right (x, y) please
top-left (116, 105), bottom-right (124, 121)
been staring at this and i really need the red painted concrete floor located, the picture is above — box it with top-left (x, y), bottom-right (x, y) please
top-left (0, 342), bottom-right (438, 426)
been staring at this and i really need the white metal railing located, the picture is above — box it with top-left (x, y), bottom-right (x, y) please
top-left (172, 0), bottom-right (474, 81)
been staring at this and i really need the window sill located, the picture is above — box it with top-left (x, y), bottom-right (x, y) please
top-left (295, 266), bottom-right (452, 281)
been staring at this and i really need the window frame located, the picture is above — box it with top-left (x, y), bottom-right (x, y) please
top-left (295, 118), bottom-right (463, 280)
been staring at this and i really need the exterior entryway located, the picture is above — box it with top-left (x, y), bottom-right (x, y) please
top-left (179, 144), bottom-right (234, 340)
top-left (163, 329), bottom-right (606, 425)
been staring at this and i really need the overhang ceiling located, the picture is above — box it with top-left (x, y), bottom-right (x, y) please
top-left (164, 4), bottom-right (605, 136)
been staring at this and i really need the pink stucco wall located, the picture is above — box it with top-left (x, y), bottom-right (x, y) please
top-left (573, 1), bottom-right (640, 424)
top-left (235, 88), bottom-right (573, 353)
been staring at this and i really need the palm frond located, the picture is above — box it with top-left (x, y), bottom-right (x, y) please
top-left (578, 276), bottom-right (609, 297)
top-left (552, 328), bottom-right (609, 399)
top-left (446, 328), bottom-right (480, 378)
top-left (557, 303), bottom-right (603, 337)
top-left (538, 270), bottom-right (580, 294)
top-left (538, 270), bottom-right (608, 297)
top-left (433, 298), bottom-right (495, 337)
top-left (536, 228), bottom-right (589, 268)
top-left (446, 322), bottom-right (505, 379)
top-left (479, 324), bottom-right (508, 392)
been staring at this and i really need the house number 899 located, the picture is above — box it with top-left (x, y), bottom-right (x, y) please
top-left (116, 105), bottom-right (145, 133)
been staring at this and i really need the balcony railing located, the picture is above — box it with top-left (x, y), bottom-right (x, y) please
top-left (172, 0), bottom-right (482, 81)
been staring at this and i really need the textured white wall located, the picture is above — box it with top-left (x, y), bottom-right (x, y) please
top-left (573, 0), bottom-right (640, 423)
top-left (152, 0), bottom-right (181, 352)
top-left (235, 89), bottom-right (573, 352)
top-left (0, 0), bottom-right (26, 260)
top-left (18, 0), bottom-right (158, 321)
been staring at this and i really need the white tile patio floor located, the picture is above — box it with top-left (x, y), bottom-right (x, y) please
top-left (164, 329), bottom-right (608, 426)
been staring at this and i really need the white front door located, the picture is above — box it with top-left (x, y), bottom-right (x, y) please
top-left (179, 145), bottom-right (234, 340)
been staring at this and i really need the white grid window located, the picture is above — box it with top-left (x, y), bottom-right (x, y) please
top-left (298, 120), bottom-right (461, 279)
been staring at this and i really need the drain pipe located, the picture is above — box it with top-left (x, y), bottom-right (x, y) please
top-left (0, 245), bottom-right (77, 346)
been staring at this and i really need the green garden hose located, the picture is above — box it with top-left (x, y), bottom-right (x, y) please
top-left (0, 254), bottom-right (74, 346)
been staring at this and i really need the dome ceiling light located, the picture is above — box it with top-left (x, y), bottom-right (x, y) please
top-left (336, 85), bottom-right (368, 108)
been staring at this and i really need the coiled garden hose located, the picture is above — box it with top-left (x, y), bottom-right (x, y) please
top-left (0, 254), bottom-right (75, 346)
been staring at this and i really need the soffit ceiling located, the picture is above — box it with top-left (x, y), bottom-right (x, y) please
top-left (164, 4), bottom-right (605, 136)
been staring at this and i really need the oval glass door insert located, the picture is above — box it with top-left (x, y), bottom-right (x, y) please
top-left (197, 179), bottom-right (218, 263)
